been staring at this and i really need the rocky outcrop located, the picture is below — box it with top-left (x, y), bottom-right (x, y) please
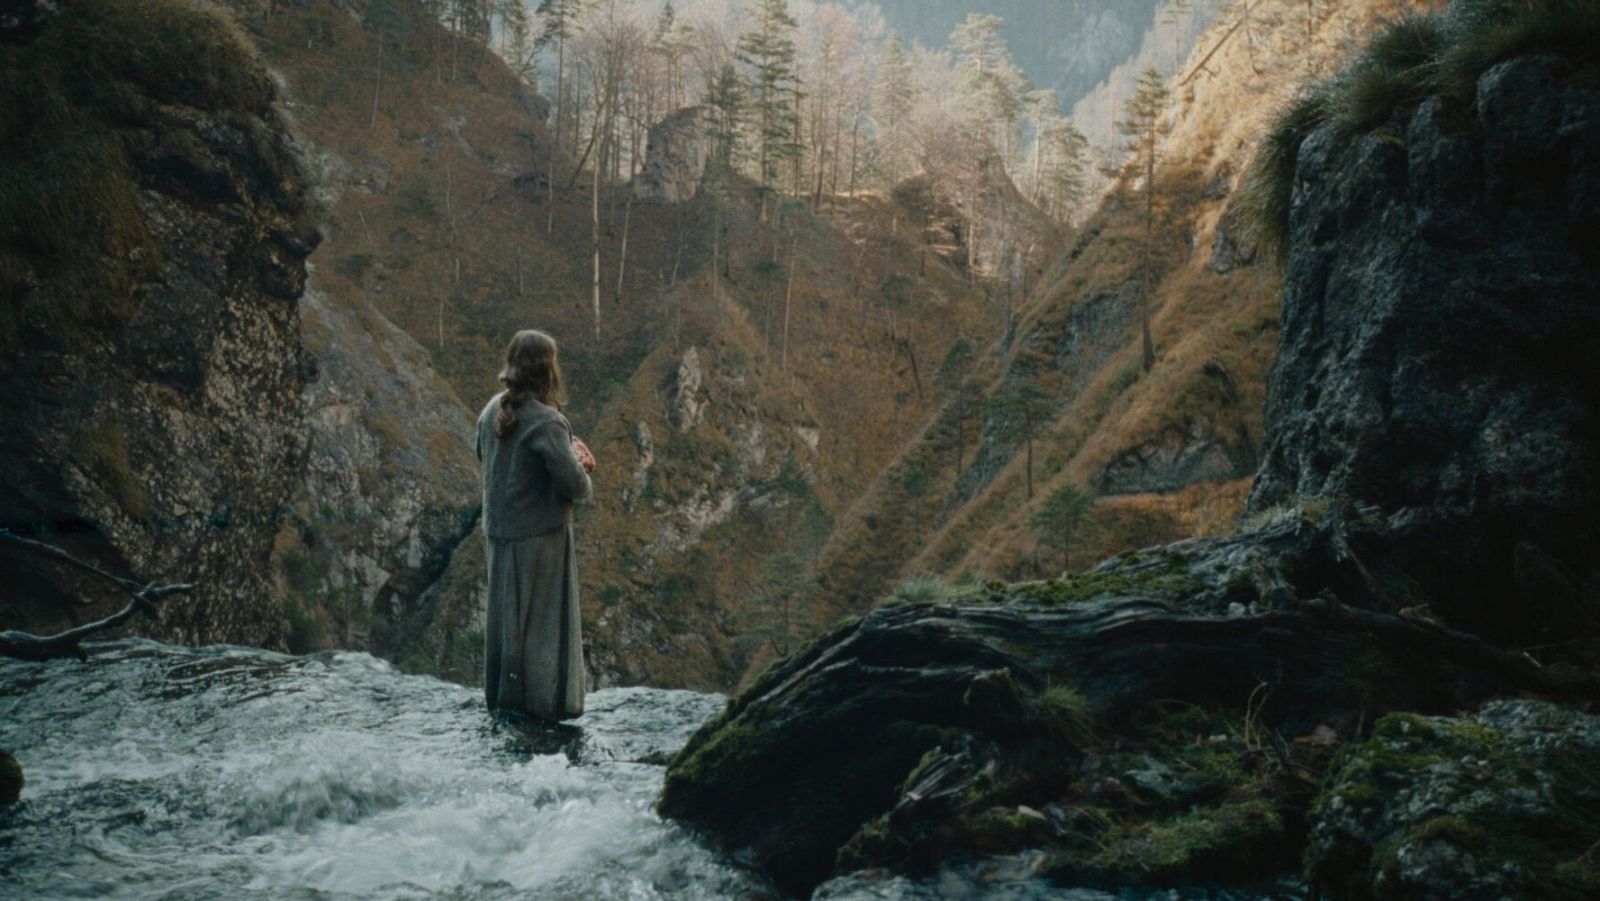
top-left (273, 283), bottom-right (480, 664)
top-left (1208, 205), bottom-right (1258, 274)
top-left (1092, 418), bottom-right (1252, 495)
top-left (1306, 701), bottom-right (1600, 899)
top-left (634, 106), bottom-right (720, 203)
top-left (0, 1), bottom-right (319, 647)
top-left (581, 334), bottom-right (827, 690)
top-left (1247, 55), bottom-right (1600, 642)
top-left (659, 509), bottom-right (1600, 895)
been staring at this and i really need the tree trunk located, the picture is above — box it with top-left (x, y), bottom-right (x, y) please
top-left (781, 234), bottom-right (798, 372)
top-left (615, 188), bottom-right (633, 304)
top-left (370, 28), bottom-right (384, 131)
top-left (592, 140), bottom-right (602, 340)
top-left (1024, 407), bottom-right (1034, 499)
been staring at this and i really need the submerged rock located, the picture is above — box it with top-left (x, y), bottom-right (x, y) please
top-left (1306, 700), bottom-right (1600, 899)
top-left (0, 749), bottom-right (21, 803)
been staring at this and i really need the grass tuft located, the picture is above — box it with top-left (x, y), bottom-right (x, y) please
top-left (1241, 0), bottom-right (1600, 259)
top-left (888, 573), bottom-right (968, 605)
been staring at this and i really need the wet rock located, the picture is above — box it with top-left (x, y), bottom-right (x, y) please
top-left (0, 748), bottom-right (21, 803)
top-left (658, 511), bottom-right (1596, 895)
top-left (1306, 700), bottom-right (1600, 899)
top-left (1246, 55), bottom-right (1600, 642)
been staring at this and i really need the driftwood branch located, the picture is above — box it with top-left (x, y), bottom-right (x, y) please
top-left (0, 530), bottom-right (193, 661)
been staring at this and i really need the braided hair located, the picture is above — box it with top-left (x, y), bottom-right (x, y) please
top-left (494, 329), bottom-right (564, 438)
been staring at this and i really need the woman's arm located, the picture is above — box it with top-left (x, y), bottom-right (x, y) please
top-left (532, 419), bottom-right (592, 502)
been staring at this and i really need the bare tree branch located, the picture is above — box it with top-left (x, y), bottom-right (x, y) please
top-left (0, 530), bottom-right (194, 661)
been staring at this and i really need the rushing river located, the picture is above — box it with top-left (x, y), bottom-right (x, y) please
top-left (0, 641), bottom-right (1299, 900)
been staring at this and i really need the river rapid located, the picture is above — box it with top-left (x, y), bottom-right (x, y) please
top-left (0, 641), bottom-right (1297, 900)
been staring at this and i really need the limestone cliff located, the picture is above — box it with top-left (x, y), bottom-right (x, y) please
top-left (0, 0), bottom-right (319, 647)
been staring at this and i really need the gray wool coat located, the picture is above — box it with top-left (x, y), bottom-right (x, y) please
top-left (475, 392), bottom-right (592, 719)
top-left (475, 394), bottom-right (592, 537)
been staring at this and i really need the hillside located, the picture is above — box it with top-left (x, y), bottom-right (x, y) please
top-left (810, 0), bottom-right (1442, 618)
top-left (220, 0), bottom-right (1004, 688)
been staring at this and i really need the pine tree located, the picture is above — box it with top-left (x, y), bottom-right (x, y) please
top-left (536, 0), bottom-right (588, 153)
top-left (1117, 66), bottom-right (1171, 372)
top-left (738, 0), bottom-right (801, 221)
top-left (950, 13), bottom-right (1028, 163)
top-left (705, 61), bottom-right (745, 172)
top-left (1029, 484), bottom-right (1095, 573)
top-left (500, 0), bottom-right (535, 83)
top-left (650, 1), bottom-right (693, 111)
top-left (1044, 116), bottom-right (1089, 223)
top-left (874, 32), bottom-right (916, 186)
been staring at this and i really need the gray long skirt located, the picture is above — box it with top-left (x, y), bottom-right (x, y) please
top-left (484, 525), bottom-right (585, 719)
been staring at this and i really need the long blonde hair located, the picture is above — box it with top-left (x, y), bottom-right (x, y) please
top-left (495, 329), bottom-right (564, 438)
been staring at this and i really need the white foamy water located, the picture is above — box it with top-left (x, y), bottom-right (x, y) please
top-left (0, 640), bottom-right (1299, 900)
top-left (0, 641), bottom-right (762, 900)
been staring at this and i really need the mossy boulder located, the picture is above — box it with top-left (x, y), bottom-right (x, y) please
top-left (1306, 700), bottom-right (1600, 899)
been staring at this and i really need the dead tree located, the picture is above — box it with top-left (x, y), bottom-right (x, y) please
top-left (0, 530), bottom-right (193, 661)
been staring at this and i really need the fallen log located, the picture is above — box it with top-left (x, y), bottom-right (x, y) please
top-left (657, 520), bottom-right (1600, 895)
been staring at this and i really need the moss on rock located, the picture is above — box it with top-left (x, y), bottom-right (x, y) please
top-left (1306, 701), bottom-right (1600, 899)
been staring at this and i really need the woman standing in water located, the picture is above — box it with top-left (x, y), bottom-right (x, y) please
top-left (476, 330), bottom-right (596, 719)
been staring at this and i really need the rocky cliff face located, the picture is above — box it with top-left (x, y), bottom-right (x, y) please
top-left (274, 282), bottom-right (480, 663)
top-left (1248, 54), bottom-right (1600, 642)
top-left (0, 0), bottom-right (319, 647)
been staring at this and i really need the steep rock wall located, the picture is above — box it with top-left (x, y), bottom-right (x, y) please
top-left (1248, 55), bottom-right (1600, 641)
top-left (275, 282), bottom-right (480, 661)
top-left (0, 0), bottom-right (320, 647)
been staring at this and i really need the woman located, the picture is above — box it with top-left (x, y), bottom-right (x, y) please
top-left (475, 329), bottom-right (596, 720)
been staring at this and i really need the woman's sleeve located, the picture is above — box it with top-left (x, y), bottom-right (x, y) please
top-left (531, 418), bottom-right (592, 502)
